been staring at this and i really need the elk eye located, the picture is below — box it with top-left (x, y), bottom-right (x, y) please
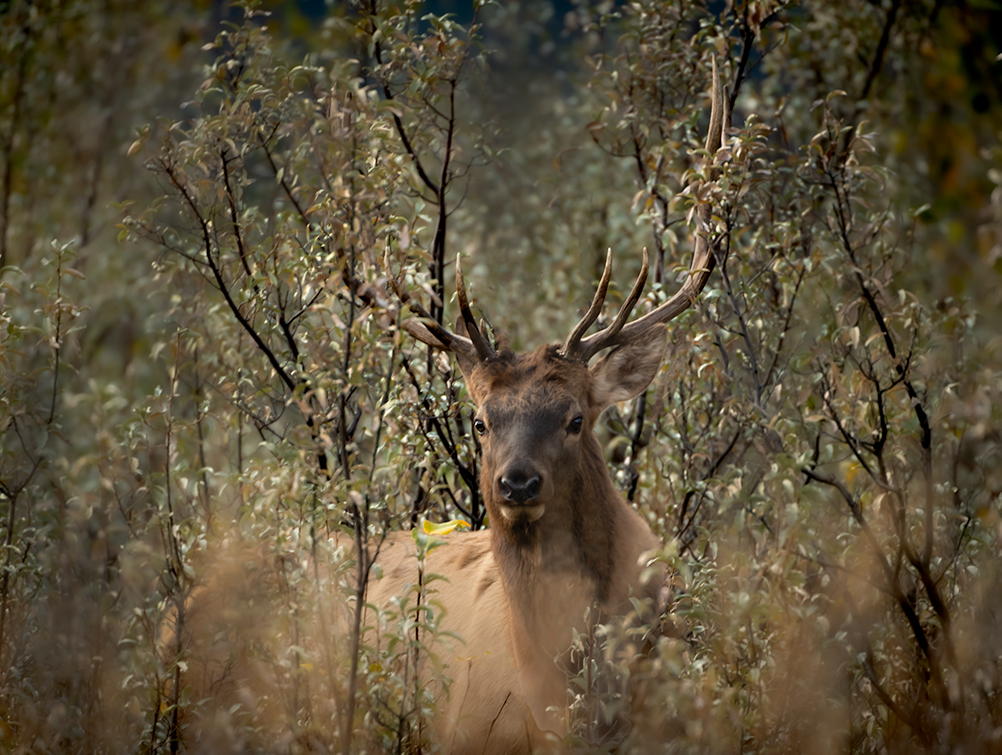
top-left (474, 418), bottom-right (487, 436)
top-left (567, 415), bottom-right (584, 435)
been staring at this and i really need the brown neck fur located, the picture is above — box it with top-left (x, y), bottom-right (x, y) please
top-left (465, 345), bottom-right (650, 655)
top-left (485, 428), bottom-right (623, 613)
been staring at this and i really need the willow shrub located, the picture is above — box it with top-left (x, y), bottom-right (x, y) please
top-left (1, 0), bottom-right (1000, 752)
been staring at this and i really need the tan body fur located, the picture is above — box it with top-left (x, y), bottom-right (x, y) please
top-left (366, 486), bottom-right (659, 753)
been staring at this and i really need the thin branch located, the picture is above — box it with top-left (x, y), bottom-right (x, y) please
top-left (261, 140), bottom-right (310, 226)
top-left (801, 465), bottom-right (947, 705)
top-left (159, 158), bottom-right (299, 395)
top-left (860, 0), bottom-right (901, 103)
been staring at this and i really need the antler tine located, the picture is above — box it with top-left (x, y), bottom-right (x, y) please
top-left (456, 253), bottom-right (495, 361)
top-left (562, 248), bottom-right (613, 357)
top-left (576, 248), bottom-right (649, 363)
top-left (576, 58), bottom-right (726, 361)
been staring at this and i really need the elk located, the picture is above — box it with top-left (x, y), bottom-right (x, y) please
top-left (159, 68), bottom-right (725, 753)
top-left (367, 66), bottom-right (727, 753)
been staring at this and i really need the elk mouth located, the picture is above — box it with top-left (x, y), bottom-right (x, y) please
top-left (497, 500), bottom-right (546, 523)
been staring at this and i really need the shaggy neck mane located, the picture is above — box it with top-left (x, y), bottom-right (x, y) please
top-left (488, 428), bottom-right (621, 610)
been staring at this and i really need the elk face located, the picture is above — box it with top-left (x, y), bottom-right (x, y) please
top-left (463, 347), bottom-right (591, 527)
top-left (456, 331), bottom-right (667, 533)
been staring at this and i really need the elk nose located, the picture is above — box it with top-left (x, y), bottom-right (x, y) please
top-left (499, 471), bottom-right (541, 505)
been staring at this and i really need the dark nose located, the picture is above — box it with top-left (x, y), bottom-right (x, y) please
top-left (498, 470), bottom-right (541, 504)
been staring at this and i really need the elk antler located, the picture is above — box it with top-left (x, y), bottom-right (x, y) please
top-left (455, 254), bottom-right (495, 361)
top-left (562, 247), bottom-right (613, 352)
top-left (384, 250), bottom-right (495, 365)
top-left (562, 58), bottom-right (728, 364)
top-left (563, 247), bottom-right (649, 357)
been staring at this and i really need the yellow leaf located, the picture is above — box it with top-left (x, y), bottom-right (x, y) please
top-left (422, 519), bottom-right (471, 536)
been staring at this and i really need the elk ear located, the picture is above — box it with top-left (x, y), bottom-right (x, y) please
top-left (590, 324), bottom-right (667, 410)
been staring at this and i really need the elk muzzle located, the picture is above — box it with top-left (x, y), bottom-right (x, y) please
top-left (496, 467), bottom-right (546, 522)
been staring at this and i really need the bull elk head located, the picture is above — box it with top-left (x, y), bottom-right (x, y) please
top-left (377, 63), bottom-right (726, 750)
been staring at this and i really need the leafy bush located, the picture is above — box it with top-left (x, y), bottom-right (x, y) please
top-left (1, 0), bottom-right (1000, 752)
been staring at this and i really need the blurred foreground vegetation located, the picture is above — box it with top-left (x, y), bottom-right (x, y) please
top-left (1, 0), bottom-right (1002, 751)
